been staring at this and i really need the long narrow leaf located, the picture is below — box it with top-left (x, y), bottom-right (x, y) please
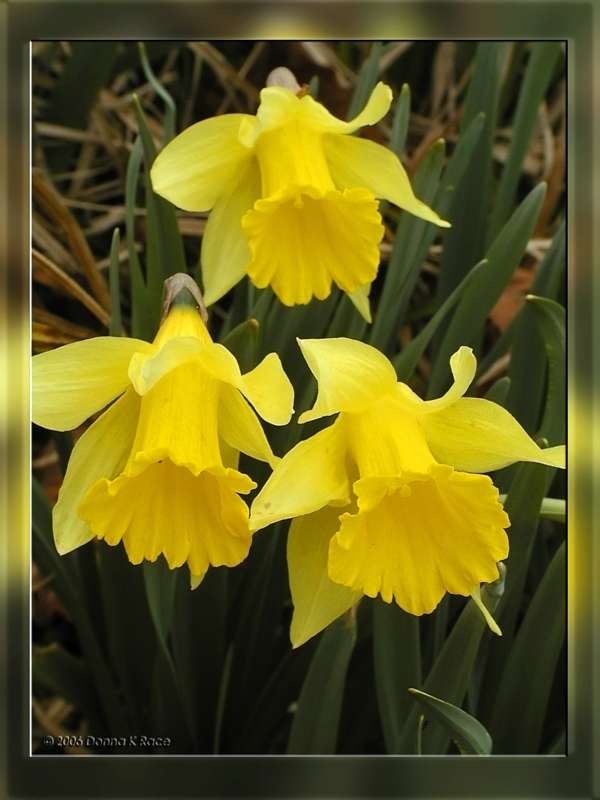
top-left (373, 600), bottom-right (421, 753)
top-left (408, 688), bottom-right (493, 755)
top-left (429, 182), bottom-right (546, 396)
top-left (287, 614), bottom-right (356, 754)
top-left (489, 542), bottom-right (565, 753)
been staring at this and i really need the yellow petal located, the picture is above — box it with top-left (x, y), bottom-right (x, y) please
top-left (32, 337), bottom-right (150, 431)
top-left (288, 506), bottom-right (360, 648)
top-left (239, 353), bottom-right (294, 425)
top-left (324, 134), bottom-right (450, 227)
top-left (421, 396), bottom-right (566, 472)
top-left (346, 395), bottom-right (436, 477)
top-left (348, 283), bottom-right (372, 324)
top-left (80, 461), bottom-right (253, 572)
top-left (53, 388), bottom-right (140, 554)
top-left (129, 337), bottom-right (240, 396)
top-left (239, 86), bottom-right (299, 146)
top-left (422, 346), bottom-right (477, 412)
top-left (201, 158), bottom-right (262, 305)
top-left (153, 304), bottom-right (211, 348)
top-left (301, 81), bottom-right (392, 134)
top-left (242, 83), bottom-right (391, 149)
top-left (150, 114), bottom-right (253, 212)
top-left (126, 360), bottom-right (233, 478)
top-left (250, 418), bottom-right (350, 531)
top-left (190, 568), bottom-right (208, 590)
top-left (218, 383), bottom-right (277, 467)
top-left (328, 467), bottom-right (509, 615)
top-left (297, 336), bottom-right (397, 423)
top-left (242, 186), bottom-right (383, 305)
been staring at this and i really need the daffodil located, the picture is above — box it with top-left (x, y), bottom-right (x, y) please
top-left (32, 293), bottom-right (294, 585)
top-left (249, 338), bottom-right (566, 647)
top-left (151, 76), bottom-right (449, 315)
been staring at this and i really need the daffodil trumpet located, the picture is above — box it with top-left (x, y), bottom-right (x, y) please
top-left (32, 274), bottom-right (294, 586)
top-left (249, 338), bottom-right (566, 648)
top-left (151, 69), bottom-right (449, 316)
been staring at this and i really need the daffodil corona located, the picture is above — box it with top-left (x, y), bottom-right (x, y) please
top-left (151, 74), bottom-right (449, 315)
top-left (32, 293), bottom-right (294, 585)
top-left (249, 338), bottom-right (566, 647)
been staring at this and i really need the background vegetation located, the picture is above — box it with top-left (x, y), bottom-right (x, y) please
top-left (31, 40), bottom-right (565, 755)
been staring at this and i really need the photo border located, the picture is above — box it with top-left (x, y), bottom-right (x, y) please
top-left (2, 1), bottom-right (597, 797)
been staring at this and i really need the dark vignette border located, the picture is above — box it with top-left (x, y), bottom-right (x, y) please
top-left (2, 2), bottom-right (596, 798)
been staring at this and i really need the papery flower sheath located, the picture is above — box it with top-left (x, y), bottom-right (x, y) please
top-left (151, 76), bottom-right (449, 315)
top-left (249, 338), bottom-right (566, 647)
top-left (32, 292), bottom-right (294, 585)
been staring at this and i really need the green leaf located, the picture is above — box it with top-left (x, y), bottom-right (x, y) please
top-left (346, 42), bottom-right (383, 121)
top-left (478, 296), bottom-right (565, 720)
top-left (220, 317), bottom-right (259, 373)
top-left (33, 644), bottom-right (107, 735)
top-left (48, 42), bottom-right (118, 130)
top-left (373, 111), bottom-right (485, 358)
top-left (138, 42), bottom-right (176, 144)
top-left (373, 600), bottom-right (421, 753)
top-left (108, 228), bottom-right (122, 336)
top-left (370, 140), bottom-right (446, 353)
top-left (408, 688), bottom-right (493, 755)
top-left (490, 542), bottom-right (565, 753)
top-left (488, 43), bottom-right (562, 240)
top-left (171, 567), bottom-right (227, 751)
top-left (393, 259), bottom-right (487, 381)
top-left (32, 478), bottom-right (130, 735)
top-left (133, 94), bottom-right (187, 312)
top-left (287, 614), bottom-right (356, 754)
top-left (435, 43), bottom-right (505, 303)
top-left (222, 528), bottom-right (289, 747)
top-left (389, 84), bottom-right (410, 158)
top-left (504, 226), bottom-right (565, 434)
top-left (400, 571), bottom-right (505, 754)
top-left (234, 646), bottom-right (316, 753)
top-left (484, 375), bottom-right (511, 405)
top-left (125, 136), bottom-right (154, 340)
top-left (429, 182), bottom-right (546, 397)
top-left (532, 220), bottom-right (565, 300)
top-left (143, 559), bottom-right (196, 748)
top-left (527, 296), bottom-right (565, 443)
top-left (143, 558), bottom-right (177, 653)
top-left (97, 543), bottom-right (156, 732)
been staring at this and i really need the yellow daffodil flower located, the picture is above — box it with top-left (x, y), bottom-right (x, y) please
top-left (249, 339), bottom-right (565, 647)
top-left (151, 79), bottom-right (449, 314)
top-left (32, 300), bottom-right (294, 586)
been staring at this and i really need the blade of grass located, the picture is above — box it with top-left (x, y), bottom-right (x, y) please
top-left (108, 228), bottom-right (122, 336)
top-left (125, 136), bottom-right (154, 340)
top-left (138, 42), bottom-right (176, 144)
